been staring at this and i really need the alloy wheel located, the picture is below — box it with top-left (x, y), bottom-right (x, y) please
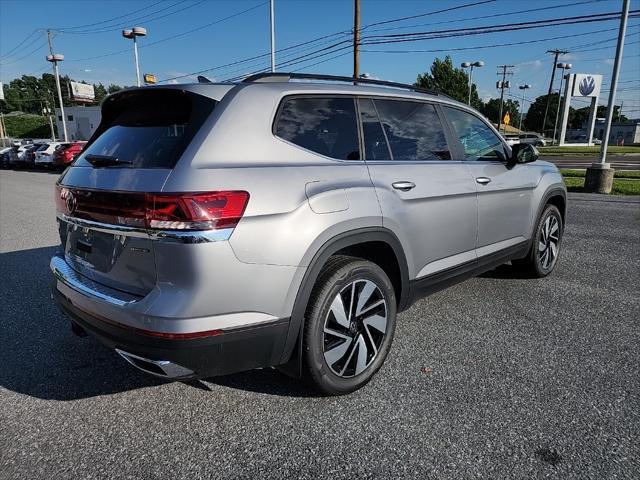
top-left (323, 279), bottom-right (388, 378)
top-left (538, 214), bottom-right (560, 270)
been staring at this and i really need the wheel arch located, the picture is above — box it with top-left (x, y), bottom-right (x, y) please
top-left (277, 227), bottom-right (410, 376)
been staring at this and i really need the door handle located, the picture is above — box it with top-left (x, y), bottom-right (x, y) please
top-left (476, 177), bottom-right (492, 185)
top-left (392, 181), bottom-right (416, 191)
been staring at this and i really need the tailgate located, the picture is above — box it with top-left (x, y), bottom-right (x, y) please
top-left (55, 87), bottom-right (218, 297)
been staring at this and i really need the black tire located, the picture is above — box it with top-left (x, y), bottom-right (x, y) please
top-left (301, 255), bottom-right (397, 395)
top-left (513, 204), bottom-right (563, 277)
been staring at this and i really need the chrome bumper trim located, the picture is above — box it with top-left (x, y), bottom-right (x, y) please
top-left (50, 255), bottom-right (141, 306)
top-left (116, 349), bottom-right (195, 379)
top-left (57, 213), bottom-right (233, 243)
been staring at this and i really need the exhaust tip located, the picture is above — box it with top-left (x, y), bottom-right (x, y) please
top-left (115, 349), bottom-right (195, 379)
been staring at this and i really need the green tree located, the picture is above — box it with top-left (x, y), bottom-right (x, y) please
top-left (570, 105), bottom-right (627, 129)
top-left (480, 98), bottom-right (521, 128)
top-left (523, 93), bottom-right (576, 135)
top-left (415, 55), bottom-right (482, 109)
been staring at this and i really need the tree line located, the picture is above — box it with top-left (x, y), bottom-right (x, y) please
top-left (0, 73), bottom-right (125, 115)
top-left (1, 59), bottom-right (627, 134)
top-left (415, 56), bottom-right (626, 133)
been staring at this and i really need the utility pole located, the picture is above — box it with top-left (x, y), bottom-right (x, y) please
top-left (47, 29), bottom-right (68, 142)
top-left (586, 0), bottom-right (629, 193)
top-left (541, 49), bottom-right (568, 136)
top-left (353, 0), bottom-right (361, 79)
top-left (270, 0), bottom-right (276, 72)
top-left (496, 65), bottom-right (513, 133)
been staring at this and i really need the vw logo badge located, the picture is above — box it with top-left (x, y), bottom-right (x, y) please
top-left (65, 191), bottom-right (77, 214)
top-left (579, 76), bottom-right (596, 96)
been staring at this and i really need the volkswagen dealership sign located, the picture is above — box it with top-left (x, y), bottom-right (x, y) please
top-left (572, 73), bottom-right (602, 98)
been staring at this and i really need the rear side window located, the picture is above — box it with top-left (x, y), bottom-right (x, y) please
top-left (443, 106), bottom-right (506, 161)
top-left (359, 98), bottom-right (392, 160)
top-left (373, 99), bottom-right (451, 161)
top-left (75, 89), bottom-right (216, 169)
top-left (274, 97), bottom-right (360, 160)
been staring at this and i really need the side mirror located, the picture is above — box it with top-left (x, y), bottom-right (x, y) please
top-left (507, 143), bottom-right (539, 169)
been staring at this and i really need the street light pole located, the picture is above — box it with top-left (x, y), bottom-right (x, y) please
top-left (122, 27), bottom-right (147, 87)
top-left (46, 55), bottom-right (68, 142)
top-left (585, 0), bottom-right (629, 193)
top-left (270, 0), bottom-right (275, 72)
top-left (46, 30), bottom-right (68, 142)
top-left (552, 63), bottom-right (571, 145)
top-left (518, 84), bottom-right (531, 131)
top-left (461, 61), bottom-right (484, 106)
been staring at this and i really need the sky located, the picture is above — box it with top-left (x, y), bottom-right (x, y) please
top-left (0, 0), bottom-right (639, 116)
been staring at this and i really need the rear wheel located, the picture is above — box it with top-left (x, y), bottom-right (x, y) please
top-left (301, 256), bottom-right (397, 395)
top-left (513, 204), bottom-right (563, 277)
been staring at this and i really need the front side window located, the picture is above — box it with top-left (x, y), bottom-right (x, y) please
top-left (373, 99), bottom-right (450, 161)
top-left (443, 106), bottom-right (506, 161)
top-left (274, 97), bottom-right (360, 160)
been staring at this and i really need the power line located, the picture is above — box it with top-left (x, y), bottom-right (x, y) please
top-left (54, 0), bottom-right (166, 31)
top-left (0, 40), bottom-right (48, 66)
top-left (159, 0), bottom-right (495, 84)
top-left (362, 0), bottom-right (495, 29)
top-left (65, 1), bottom-right (269, 62)
top-left (364, 0), bottom-right (605, 34)
top-left (359, 10), bottom-right (640, 45)
top-left (360, 26), bottom-right (632, 54)
top-left (56, 0), bottom-right (202, 35)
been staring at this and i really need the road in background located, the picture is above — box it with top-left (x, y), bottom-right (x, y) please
top-left (1, 170), bottom-right (639, 479)
top-left (543, 154), bottom-right (640, 170)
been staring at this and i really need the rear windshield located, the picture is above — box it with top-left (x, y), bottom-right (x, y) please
top-left (74, 89), bottom-right (216, 169)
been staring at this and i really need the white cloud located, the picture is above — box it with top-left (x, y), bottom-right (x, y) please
top-left (604, 58), bottom-right (615, 65)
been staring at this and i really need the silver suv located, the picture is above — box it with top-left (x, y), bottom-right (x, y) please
top-left (51, 73), bottom-right (566, 395)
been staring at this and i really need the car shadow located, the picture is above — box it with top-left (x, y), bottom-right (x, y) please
top-left (0, 246), bottom-right (318, 400)
top-left (207, 368), bottom-right (318, 398)
top-left (0, 246), bottom-right (167, 400)
top-left (479, 263), bottom-right (537, 280)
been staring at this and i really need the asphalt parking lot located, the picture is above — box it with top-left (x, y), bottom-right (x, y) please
top-left (1, 169), bottom-right (638, 479)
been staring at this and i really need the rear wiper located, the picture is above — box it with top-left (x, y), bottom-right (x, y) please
top-left (84, 154), bottom-right (133, 167)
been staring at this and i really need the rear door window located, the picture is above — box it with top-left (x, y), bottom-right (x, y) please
top-left (274, 96), bottom-right (360, 160)
top-left (358, 98), bottom-right (392, 161)
top-left (74, 89), bottom-right (216, 169)
top-left (372, 99), bottom-right (451, 161)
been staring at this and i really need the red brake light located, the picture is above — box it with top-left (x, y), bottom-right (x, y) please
top-left (146, 191), bottom-right (249, 230)
top-left (56, 186), bottom-right (249, 231)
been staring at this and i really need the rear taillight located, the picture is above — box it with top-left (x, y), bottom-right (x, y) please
top-left (56, 186), bottom-right (249, 231)
top-left (146, 192), bottom-right (249, 230)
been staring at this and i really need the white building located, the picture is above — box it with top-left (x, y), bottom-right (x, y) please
top-left (54, 106), bottom-right (101, 141)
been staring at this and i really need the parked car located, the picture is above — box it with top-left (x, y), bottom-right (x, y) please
top-left (34, 142), bottom-right (66, 167)
top-left (12, 143), bottom-right (40, 167)
top-left (51, 73), bottom-right (567, 395)
top-left (569, 134), bottom-right (602, 145)
top-left (52, 141), bottom-right (86, 169)
top-left (0, 146), bottom-right (13, 168)
top-left (503, 134), bottom-right (520, 147)
top-left (24, 143), bottom-right (49, 166)
top-left (519, 132), bottom-right (550, 147)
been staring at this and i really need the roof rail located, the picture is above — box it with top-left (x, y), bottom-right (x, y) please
top-left (242, 72), bottom-right (448, 98)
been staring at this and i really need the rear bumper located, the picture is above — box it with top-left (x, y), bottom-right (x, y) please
top-left (54, 287), bottom-right (290, 379)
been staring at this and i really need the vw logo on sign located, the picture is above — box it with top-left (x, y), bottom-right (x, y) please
top-left (579, 76), bottom-right (596, 96)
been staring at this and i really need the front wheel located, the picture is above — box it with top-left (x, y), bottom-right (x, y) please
top-left (513, 204), bottom-right (563, 277)
top-left (301, 256), bottom-right (397, 395)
